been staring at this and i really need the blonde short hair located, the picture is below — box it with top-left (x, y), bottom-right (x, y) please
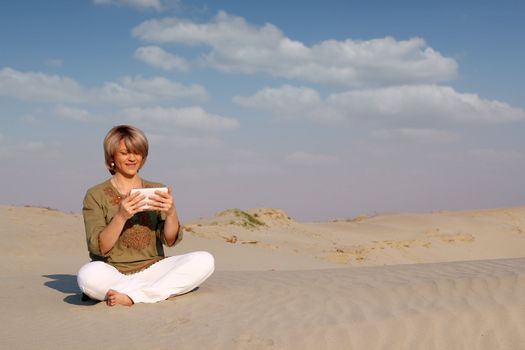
top-left (103, 125), bottom-right (149, 174)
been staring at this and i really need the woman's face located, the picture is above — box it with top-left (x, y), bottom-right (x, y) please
top-left (113, 139), bottom-right (144, 177)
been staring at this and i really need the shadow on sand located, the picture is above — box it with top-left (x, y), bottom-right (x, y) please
top-left (42, 274), bottom-right (99, 306)
top-left (43, 274), bottom-right (200, 305)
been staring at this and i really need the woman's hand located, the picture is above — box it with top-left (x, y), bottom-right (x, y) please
top-left (99, 191), bottom-right (146, 256)
top-left (149, 187), bottom-right (177, 216)
top-left (150, 187), bottom-right (180, 246)
top-left (118, 191), bottom-right (146, 220)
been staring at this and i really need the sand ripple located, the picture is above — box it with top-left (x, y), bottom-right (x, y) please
top-left (2, 258), bottom-right (524, 349)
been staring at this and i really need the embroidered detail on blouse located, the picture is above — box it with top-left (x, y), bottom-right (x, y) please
top-left (120, 212), bottom-right (154, 250)
top-left (103, 186), bottom-right (121, 206)
top-left (121, 224), bottom-right (152, 250)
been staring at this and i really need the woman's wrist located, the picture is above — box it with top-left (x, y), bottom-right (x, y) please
top-left (113, 212), bottom-right (129, 225)
top-left (165, 207), bottom-right (178, 218)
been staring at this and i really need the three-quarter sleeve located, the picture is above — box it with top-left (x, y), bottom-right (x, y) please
top-left (157, 211), bottom-right (183, 247)
top-left (82, 190), bottom-right (108, 257)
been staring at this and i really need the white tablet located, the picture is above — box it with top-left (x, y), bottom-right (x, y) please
top-left (130, 187), bottom-right (168, 210)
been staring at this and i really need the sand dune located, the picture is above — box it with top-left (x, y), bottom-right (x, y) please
top-left (184, 206), bottom-right (525, 267)
top-left (1, 205), bottom-right (525, 349)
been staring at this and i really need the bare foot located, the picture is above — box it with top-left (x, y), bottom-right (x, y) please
top-left (106, 289), bottom-right (134, 307)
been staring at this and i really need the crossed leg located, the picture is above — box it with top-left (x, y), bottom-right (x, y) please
top-left (77, 251), bottom-right (215, 306)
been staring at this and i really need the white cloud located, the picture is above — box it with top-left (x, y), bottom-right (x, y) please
top-left (0, 67), bottom-right (85, 103)
top-left (55, 105), bottom-right (92, 122)
top-left (285, 151), bottom-right (339, 166)
top-left (233, 85), bottom-right (341, 122)
top-left (120, 106), bottom-right (239, 131)
top-left (101, 75), bottom-right (207, 104)
top-left (371, 128), bottom-right (459, 143)
top-left (234, 84), bottom-right (525, 126)
top-left (328, 85), bottom-right (525, 125)
top-left (19, 114), bottom-right (39, 125)
top-left (0, 67), bottom-right (207, 106)
top-left (132, 11), bottom-right (457, 87)
top-left (93, 0), bottom-right (165, 11)
top-left (134, 46), bottom-right (190, 72)
top-left (148, 132), bottom-right (222, 149)
top-left (0, 141), bottom-right (63, 160)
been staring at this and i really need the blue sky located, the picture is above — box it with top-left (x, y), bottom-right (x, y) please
top-left (1, 0), bottom-right (524, 221)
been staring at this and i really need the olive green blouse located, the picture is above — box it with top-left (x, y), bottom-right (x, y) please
top-left (82, 179), bottom-right (183, 274)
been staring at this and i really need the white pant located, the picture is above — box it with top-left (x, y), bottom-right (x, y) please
top-left (77, 251), bottom-right (215, 304)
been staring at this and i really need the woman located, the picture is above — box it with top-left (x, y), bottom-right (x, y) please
top-left (77, 125), bottom-right (214, 306)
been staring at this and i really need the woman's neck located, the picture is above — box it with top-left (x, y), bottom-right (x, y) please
top-left (112, 173), bottom-right (142, 195)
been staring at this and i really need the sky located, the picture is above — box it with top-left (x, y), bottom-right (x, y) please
top-left (1, 0), bottom-right (525, 222)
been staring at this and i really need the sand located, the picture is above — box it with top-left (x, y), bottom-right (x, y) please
top-left (1, 205), bottom-right (525, 349)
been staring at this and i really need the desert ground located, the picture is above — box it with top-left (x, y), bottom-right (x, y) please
top-left (1, 204), bottom-right (524, 349)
